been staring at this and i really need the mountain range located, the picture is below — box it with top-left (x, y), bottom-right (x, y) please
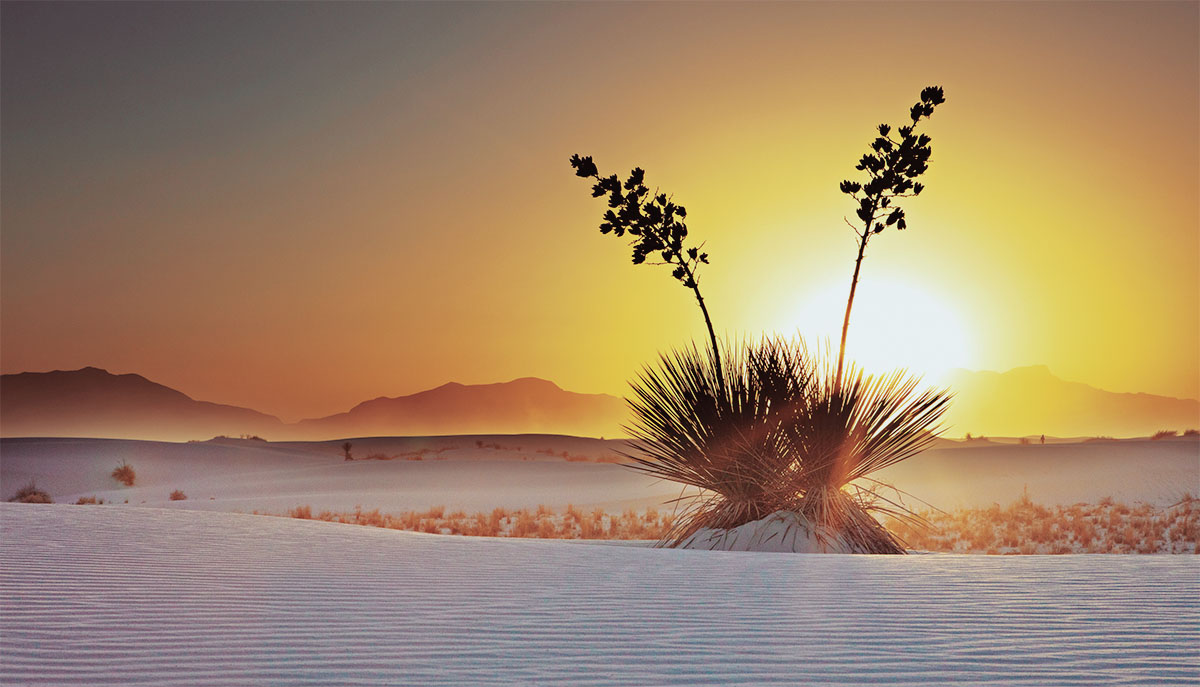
top-left (1, 365), bottom-right (1196, 442)
top-left (0, 367), bottom-right (625, 441)
top-left (943, 365), bottom-right (1199, 439)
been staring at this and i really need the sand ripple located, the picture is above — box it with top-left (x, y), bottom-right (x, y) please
top-left (2, 503), bottom-right (1197, 685)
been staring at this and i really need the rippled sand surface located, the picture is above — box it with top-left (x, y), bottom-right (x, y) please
top-left (3, 503), bottom-right (1197, 686)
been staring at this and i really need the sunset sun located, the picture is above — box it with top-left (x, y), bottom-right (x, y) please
top-left (788, 276), bottom-right (972, 383)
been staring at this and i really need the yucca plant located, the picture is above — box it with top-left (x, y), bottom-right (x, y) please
top-left (624, 338), bottom-right (810, 543)
top-left (783, 365), bottom-right (952, 552)
top-left (625, 337), bottom-right (950, 552)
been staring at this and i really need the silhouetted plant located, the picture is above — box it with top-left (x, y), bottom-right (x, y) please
top-left (624, 338), bottom-right (811, 541)
top-left (341, 442), bottom-right (354, 461)
top-left (169, 489), bottom-right (187, 501)
top-left (835, 86), bottom-right (946, 386)
top-left (624, 337), bottom-right (950, 552)
top-left (569, 155), bottom-right (721, 374)
top-left (781, 363), bottom-right (951, 552)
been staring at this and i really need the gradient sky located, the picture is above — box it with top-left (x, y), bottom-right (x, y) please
top-left (3, 1), bottom-right (1197, 421)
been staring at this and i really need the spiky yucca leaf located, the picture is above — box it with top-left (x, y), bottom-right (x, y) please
top-left (624, 339), bottom-right (811, 542)
top-left (624, 337), bottom-right (951, 552)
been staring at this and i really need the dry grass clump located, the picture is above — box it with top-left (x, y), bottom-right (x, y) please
top-left (279, 503), bottom-right (675, 540)
top-left (169, 489), bottom-right (187, 501)
top-left (75, 496), bottom-right (104, 505)
top-left (111, 461), bottom-right (136, 486)
top-left (8, 480), bottom-right (52, 504)
top-left (888, 494), bottom-right (1199, 554)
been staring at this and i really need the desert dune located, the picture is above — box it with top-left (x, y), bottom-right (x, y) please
top-left (2, 503), bottom-right (1196, 686)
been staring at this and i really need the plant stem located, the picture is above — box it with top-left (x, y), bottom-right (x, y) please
top-left (682, 262), bottom-right (723, 383)
top-left (836, 229), bottom-right (869, 390)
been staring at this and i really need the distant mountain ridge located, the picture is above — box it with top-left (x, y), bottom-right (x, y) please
top-left (0, 368), bottom-right (626, 441)
top-left (292, 376), bottom-right (625, 440)
top-left (2, 365), bottom-right (1196, 442)
top-left (0, 367), bottom-right (286, 441)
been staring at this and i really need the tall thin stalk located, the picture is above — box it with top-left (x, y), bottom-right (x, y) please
top-left (569, 155), bottom-right (722, 379)
top-left (835, 86), bottom-right (946, 388)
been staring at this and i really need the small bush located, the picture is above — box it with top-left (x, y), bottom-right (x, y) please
top-left (1183, 429), bottom-right (1198, 437)
top-left (111, 461), bottom-right (136, 486)
top-left (75, 496), bottom-right (103, 505)
top-left (8, 480), bottom-right (52, 503)
top-left (1151, 430), bottom-right (1178, 440)
top-left (169, 489), bottom-right (187, 501)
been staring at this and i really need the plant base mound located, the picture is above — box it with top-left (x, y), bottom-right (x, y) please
top-left (676, 510), bottom-right (871, 553)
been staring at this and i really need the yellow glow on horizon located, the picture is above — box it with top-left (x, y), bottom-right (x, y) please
top-left (784, 276), bottom-right (973, 385)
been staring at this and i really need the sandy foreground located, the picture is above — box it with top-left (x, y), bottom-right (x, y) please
top-left (2, 503), bottom-right (1197, 686)
top-left (1, 435), bottom-right (1197, 514)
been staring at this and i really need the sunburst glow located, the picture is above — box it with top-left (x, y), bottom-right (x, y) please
top-left (787, 277), bottom-right (972, 384)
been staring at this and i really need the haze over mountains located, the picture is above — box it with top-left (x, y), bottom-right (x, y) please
top-left (943, 365), bottom-right (1199, 439)
top-left (1, 365), bottom-right (1196, 442)
top-left (0, 368), bottom-right (625, 442)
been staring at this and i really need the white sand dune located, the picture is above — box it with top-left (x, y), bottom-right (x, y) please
top-left (2, 503), bottom-right (1197, 685)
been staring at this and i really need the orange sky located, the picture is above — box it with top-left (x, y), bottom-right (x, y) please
top-left (2, 2), bottom-right (1197, 421)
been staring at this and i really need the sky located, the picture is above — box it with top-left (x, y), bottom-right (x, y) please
top-left (2, 1), bottom-right (1197, 422)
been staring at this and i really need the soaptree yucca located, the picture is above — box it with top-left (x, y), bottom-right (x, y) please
top-left (623, 338), bottom-right (811, 542)
top-left (568, 87), bottom-right (952, 552)
top-left (782, 363), bottom-right (952, 552)
top-left (624, 338), bottom-right (950, 552)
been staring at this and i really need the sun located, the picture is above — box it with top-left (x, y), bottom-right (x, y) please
top-left (785, 276), bottom-right (973, 384)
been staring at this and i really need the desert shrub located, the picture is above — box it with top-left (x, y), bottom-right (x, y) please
top-left (1183, 429), bottom-right (1199, 437)
top-left (111, 461), bottom-right (136, 486)
top-left (75, 496), bottom-right (103, 505)
top-left (169, 489), bottom-right (187, 501)
top-left (1151, 430), bottom-right (1178, 440)
top-left (289, 505), bottom-right (312, 519)
top-left (8, 480), bottom-right (52, 503)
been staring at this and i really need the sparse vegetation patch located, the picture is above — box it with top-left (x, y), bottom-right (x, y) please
top-left (111, 461), bottom-right (136, 486)
top-left (8, 480), bottom-right (52, 504)
top-left (888, 494), bottom-right (1199, 554)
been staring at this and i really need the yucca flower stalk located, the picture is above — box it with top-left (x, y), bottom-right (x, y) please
top-left (835, 86), bottom-right (947, 389)
top-left (569, 155), bottom-right (722, 381)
